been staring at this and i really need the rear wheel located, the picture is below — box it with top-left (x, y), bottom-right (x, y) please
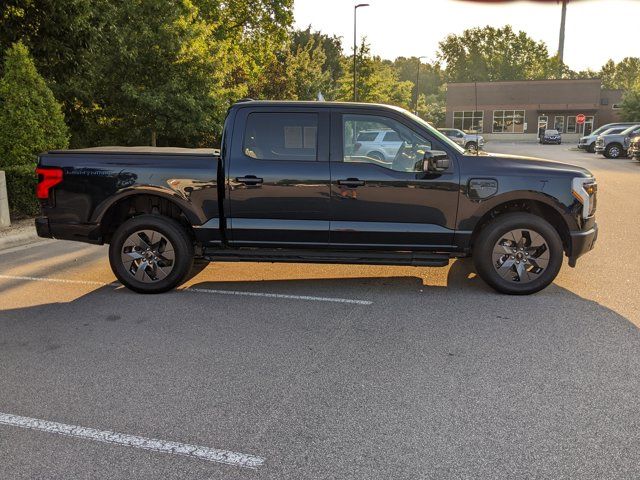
top-left (473, 213), bottom-right (563, 295)
top-left (368, 151), bottom-right (385, 162)
top-left (109, 214), bottom-right (194, 293)
top-left (587, 142), bottom-right (596, 153)
top-left (465, 141), bottom-right (478, 151)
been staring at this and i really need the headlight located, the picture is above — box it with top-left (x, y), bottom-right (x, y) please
top-left (572, 177), bottom-right (597, 219)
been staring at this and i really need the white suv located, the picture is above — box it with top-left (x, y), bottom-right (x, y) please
top-left (352, 129), bottom-right (405, 161)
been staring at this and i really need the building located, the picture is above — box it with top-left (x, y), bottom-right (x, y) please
top-left (445, 79), bottom-right (623, 141)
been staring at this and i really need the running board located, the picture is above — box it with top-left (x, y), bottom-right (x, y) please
top-left (203, 248), bottom-right (450, 267)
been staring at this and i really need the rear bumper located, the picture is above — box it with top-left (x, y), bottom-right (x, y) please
top-left (568, 223), bottom-right (598, 267)
top-left (35, 216), bottom-right (103, 244)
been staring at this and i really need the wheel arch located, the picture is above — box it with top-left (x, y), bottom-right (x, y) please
top-left (469, 197), bottom-right (571, 255)
top-left (97, 190), bottom-right (198, 244)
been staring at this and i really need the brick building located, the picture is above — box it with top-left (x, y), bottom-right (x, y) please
top-left (445, 79), bottom-right (623, 141)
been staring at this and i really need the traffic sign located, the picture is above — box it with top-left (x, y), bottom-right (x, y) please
top-left (576, 114), bottom-right (586, 125)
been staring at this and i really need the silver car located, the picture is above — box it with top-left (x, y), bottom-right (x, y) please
top-left (438, 128), bottom-right (485, 151)
top-left (578, 122), bottom-right (638, 153)
top-left (595, 124), bottom-right (640, 158)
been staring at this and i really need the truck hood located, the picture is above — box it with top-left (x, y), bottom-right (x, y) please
top-left (478, 151), bottom-right (593, 177)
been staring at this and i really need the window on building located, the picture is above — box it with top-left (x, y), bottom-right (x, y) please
top-left (453, 111), bottom-right (483, 133)
top-left (578, 116), bottom-right (595, 135)
top-left (612, 104), bottom-right (622, 110)
top-left (566, 116), bottom-right (576, 133)
top-left (493, 110), bottom-right (525, 133)
top-left (243, 113), bottom-right (318, 161)
top-left (554, 116), bottom-right (565, 133)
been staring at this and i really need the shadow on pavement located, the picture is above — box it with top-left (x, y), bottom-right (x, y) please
top-left (1, 260), bottom-right (640, 479)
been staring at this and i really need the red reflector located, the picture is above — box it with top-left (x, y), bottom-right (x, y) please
top-left (36, 167), bottom-right (63, 199)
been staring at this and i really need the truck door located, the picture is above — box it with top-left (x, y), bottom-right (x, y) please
top-left (226, 107), bottom-right (331, 247)
top-left (329, 110), bottom-right (459, 249)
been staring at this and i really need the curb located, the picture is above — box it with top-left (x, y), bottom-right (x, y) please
top-left (0, 228), bottom-right (41, 251)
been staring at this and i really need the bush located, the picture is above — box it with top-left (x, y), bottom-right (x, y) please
top-left (0, 42), bottom-right (69, 168)
top-left (3, 165), bottom-right (39, 218)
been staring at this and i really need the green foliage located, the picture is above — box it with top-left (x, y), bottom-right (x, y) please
top-left (0, 41), bottom-right (69, 168)
top-left (335, 41), bottom-right (412, 109)
top-left (3, 165), bottom-right (39, 218)
top-left (292, 26), bottom-right (343, 95)
top-left (620, 87), bottom-right (640, 122)
top-left (437, 25), bottom-right (556, 83)
top-left (600, 57), bottom-right (640, 90)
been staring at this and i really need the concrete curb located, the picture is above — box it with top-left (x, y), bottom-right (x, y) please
top-left (0, 228), bottom-right (41, 251)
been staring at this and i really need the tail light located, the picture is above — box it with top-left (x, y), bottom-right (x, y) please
top-left (36, 167), bottom-right (63, 199)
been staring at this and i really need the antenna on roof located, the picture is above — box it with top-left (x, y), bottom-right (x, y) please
top-left (235, 98), bottom-right (254, 104)
top-left (317, 92), bottom-right (325, 101)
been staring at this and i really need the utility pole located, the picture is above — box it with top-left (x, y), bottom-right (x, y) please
top-left (558, 0), bottom-right (567, 66)
top-left (353, 3), bottom-right (369, 102)
top-left (414, 56), bottom-right (427, 115)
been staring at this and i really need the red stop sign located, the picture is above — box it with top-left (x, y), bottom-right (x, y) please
top-left (576, 114), bottom-right (586, 124)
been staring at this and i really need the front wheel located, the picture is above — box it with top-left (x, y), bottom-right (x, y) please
top-left (109, 214), bottom-right (194, 293)
top-left (587, 142), bottom-right (596, 153)
top-left (473, 213), bottom-right (563, 295)
top-left (465, 141), bottom-right (477, 151)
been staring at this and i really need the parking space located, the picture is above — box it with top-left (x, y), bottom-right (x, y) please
top-left (2, 143), bottom-right (640, 479)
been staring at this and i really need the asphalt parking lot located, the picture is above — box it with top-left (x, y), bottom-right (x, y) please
top-left (2, 143), bottom-right (640, 479)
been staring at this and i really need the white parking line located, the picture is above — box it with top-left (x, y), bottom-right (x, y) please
top-left (0, 412), bottom-right (264, 469)
top-left (0, 274), bottom-right (372, 305)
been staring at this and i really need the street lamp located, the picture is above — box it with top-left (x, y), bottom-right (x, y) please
top-left (414, 56), bottom-right (427, 115)
top-left (353, 3), bottom-right (370, 102)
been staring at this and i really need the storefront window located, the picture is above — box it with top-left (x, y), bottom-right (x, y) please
top-left (566, 116), bottom-right (576, 133)
top-left (493, 110), bottom-right (525, 133)
top-left (554, 116), bottom-right (565, 133)
top-left (453, 111), bottom-right (483, 133)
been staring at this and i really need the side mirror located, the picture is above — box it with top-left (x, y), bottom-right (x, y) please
top-left (423, 151), bottom-right (450, 172)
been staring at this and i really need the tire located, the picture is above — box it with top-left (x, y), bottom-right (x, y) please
top-left (465, 141), bottom-right (477, 151)
top-left (472, 213), bottom-right (563, 295)
top-left (368, 151), bottom-right (385, 162)
top-left (587, 143), bottom-right (595, 153)
top-left (109, 214), bottom-right (194, 294)
top-left (604, 143), bottom-right (622, 159)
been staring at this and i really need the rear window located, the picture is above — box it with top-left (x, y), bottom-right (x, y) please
top-left (243, 112), bottom-right (318, 161)
top-left (356, 131), bottom-right (379, 142)
top-left (382, 131), bottom-right (402, 142)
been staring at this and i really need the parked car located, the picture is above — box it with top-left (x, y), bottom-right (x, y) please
top-left (628, 135), bottom-right (640, 161)
top-left (541, 129), bottom-right (562, 145)
top-left (595, 124), bottom-right (640, 158)
top-left (578, 122), bottom-right (638, 153)
top-left (438, 128), bottom-right (485, 151)
top-left (35, 100), bottom-right (598, 295)
top-left (351, 129), bottom-right (403, 162)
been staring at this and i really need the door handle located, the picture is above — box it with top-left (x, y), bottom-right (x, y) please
top-left (235, 175), bottom-right (263, 186)
top-left (337, 178), bottom-right (365, 187)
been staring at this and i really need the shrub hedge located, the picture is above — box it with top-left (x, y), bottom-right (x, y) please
top-left (3, 165), bottom-right (39, 218)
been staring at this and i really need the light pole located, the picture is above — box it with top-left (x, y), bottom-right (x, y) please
top-left (414, 56), bottom-right (427, 115)
top-left (353, 3), bottom-right (369, 102)
top-left (558, 0), bottom-right (568, 66)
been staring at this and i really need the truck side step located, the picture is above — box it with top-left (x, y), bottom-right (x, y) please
top-left (203, 248), bottom-right (450, 267)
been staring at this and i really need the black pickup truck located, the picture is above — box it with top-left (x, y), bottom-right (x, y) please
top-left (35, 100), bottom-right (598, 295)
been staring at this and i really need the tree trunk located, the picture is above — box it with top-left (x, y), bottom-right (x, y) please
top-left (151, 130), bottom-right (157, 147)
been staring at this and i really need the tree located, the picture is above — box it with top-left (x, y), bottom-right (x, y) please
top-left (437, 25), bottom-right (556, 83)
top-left (620, 87), bottom-right (640, 122)
top-left (336, 41), bottom-right (412, 109)
top-left (93, 0), bottom-right (228, 147)
top-left (600, 57), bottom-right (640, 90)
top-left (0, 41), bottom-right (68, 167)
top-left (291, 26), bottom-right (343, 97)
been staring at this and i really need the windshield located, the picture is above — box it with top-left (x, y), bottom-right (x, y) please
top-left (545, 130), bottom-right (559, 135)
top-left (401, 109), bottom-right (466, 154)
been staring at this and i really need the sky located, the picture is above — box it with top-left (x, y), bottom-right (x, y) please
top-left (293, 0), bottom-right (639, 71)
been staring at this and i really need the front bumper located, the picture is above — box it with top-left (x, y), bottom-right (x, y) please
top-left (568, 223), bottom-right (598, 267)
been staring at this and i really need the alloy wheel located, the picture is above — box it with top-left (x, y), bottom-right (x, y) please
top-left (121, 229), bottom-right (175, 283)
top-left (492, 229), bottom-right (550, 284)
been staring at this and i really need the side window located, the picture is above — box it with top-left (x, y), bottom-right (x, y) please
top-left (343, 115), bottom-right (432, 173)
top-left (243, 112), bottom-right (318, 161)
top-left (356, 131), bottom-right (379, 142)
